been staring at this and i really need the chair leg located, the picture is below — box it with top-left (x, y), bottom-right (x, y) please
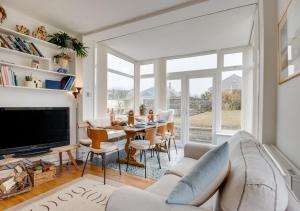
top-left (90, 152), bottom-right (94, 161)
top-left (140, 150), bottom-right (143, 162)
top-left (173, 137), bottom-right (178, 154)
top-left (168, 138), bottom-right (171, 161)
top-left (102, 153), bottom-right (106, 185)
top-left (117, 150), bottom-right (121, 175)
top-left (144, 150), bottom-right (147, 178)
top-left (81, 151), bottom-right (91, 177)
top-left (156, 146), bottom-right (161, 169)
top-left (126, 147), bottom-right (131, 172)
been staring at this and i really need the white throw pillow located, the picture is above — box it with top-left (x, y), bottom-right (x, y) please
top-left (166, 142), bottom-right (230, 206)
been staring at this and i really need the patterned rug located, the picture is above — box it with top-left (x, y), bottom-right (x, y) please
top-left (106, 146), bottom-right (184, 179)
top-left (6, 174), bottom-right (122, 211)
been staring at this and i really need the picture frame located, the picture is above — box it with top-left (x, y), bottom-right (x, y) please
top-left (278, 0), bottom-right (300, 84)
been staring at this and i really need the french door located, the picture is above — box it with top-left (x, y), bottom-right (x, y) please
top-left (167, 74), bottom-right (216, 145)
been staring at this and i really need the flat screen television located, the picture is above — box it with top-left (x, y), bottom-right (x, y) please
top-left (0, 107), bottom-right (70, 156)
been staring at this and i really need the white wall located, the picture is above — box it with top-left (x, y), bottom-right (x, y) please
top-left (257, 0), bottom-right (278, 145)
top-left (0, 4), bottom-right (80, 154)
top-left (276, 0), bottom-right (300, 169)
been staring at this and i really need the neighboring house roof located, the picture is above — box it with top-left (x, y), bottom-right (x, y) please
top-left (222, 74), bottom-right (241, 90)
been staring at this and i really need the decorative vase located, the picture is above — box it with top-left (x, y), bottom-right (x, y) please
top-left (24, 81), bottom-right (35, 88)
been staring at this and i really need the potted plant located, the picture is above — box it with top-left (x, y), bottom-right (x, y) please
top-left (139, 104), bottom-right (147, 116)
top-left (47, 32), bottom-right (88, 57)
top-left (24, 75), bottom-right (35, 88)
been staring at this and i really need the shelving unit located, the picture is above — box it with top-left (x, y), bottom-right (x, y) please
top-left (0, 25), bottom-right (75, 52)
top-left (0, 25), bottom-right (77, 92)
top-left (1, 85), bottom-right (71, 92)
top-left (0, 61), bottom-right (76, 77)
top-left (0, 46), bottom-right (51, 61)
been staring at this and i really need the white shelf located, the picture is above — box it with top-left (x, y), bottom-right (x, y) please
top-left (0, 61), bottom-right (76, 77)
top-left (0, 25), bottom-right (75, 53)
top-left (1, 85), bottom-right (71, 92)
top-left (0, 46), bottom-right (51, 61)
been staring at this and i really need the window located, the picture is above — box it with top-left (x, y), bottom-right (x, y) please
top-left (140, 64), bottom-right (154, 75)
top-left (140, 64), bottom-right (155, 111)
top-left (167, 80), bottom-right (182, 139)
top-left (107, 54), bottom-right (134, 115)
top-left (167, 54), bottom-right (217, 73)
top-left (107, 53), bottom-right (134, 75)
top-left (223, 53), bottom-right (243, 67)
top-left (221, 70), bottom-right (242, 130)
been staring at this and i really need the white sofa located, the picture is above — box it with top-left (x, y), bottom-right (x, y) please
top-left (106, 131), bottom-right (300, 211)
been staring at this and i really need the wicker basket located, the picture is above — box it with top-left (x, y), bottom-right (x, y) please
top-left (0, 162), bottom-right (32, 200)
top-left (27, 161), bottom-right (56, 187)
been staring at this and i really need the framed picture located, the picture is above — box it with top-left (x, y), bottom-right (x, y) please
top-left (279, 0), bottom-right (300, 84)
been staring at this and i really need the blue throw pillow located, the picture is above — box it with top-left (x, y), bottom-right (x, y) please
top-left (166, 142), bottom-right (230, 206)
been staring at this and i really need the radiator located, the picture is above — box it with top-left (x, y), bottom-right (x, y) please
top-left (263, 145), bottom-right (300, 202)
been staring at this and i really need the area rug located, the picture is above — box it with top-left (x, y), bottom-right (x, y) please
top-left (6, 174), bottom-right (122, 211)
top-left (106, 147), bottom-right (184, 179)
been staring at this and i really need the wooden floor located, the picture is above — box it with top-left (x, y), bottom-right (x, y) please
top-left (0, 163), bottom-right (155, 210)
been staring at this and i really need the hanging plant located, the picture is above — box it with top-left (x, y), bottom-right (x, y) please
top-left (72, 38), bottom-right (88, 58)
top-left (47, 31), bottom-right (88, 57)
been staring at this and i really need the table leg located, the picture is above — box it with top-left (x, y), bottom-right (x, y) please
top-left (59, 152), bottom-right (63, 171)
top-left (117, 132), bottom-right (145, 168)
top-left (67, 150), bottom-right (80, 170)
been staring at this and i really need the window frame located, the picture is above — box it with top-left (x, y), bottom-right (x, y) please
top-left (106, 50), bottom-right (136, 115)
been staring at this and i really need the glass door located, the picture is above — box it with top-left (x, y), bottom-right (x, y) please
top-left (167, 79), bottom-right (183, 143)
top-left (188, 77), bottom-right (214, 143)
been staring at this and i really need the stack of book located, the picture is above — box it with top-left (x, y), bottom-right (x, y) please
top-left (0, 65), bottom-right (18, 86)
top-left (0, 33), bottom-right (44, 57)
top-left (60, 76), bottom-right (75, 90)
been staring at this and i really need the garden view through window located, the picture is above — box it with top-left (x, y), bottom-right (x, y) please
top-left (140, 64), bottom-right (155, 111)
top-left (107, 53), bottom-right (134, 115)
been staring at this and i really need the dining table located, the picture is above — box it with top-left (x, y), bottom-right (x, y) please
top-left (106, 122), bottom-right (167, 168)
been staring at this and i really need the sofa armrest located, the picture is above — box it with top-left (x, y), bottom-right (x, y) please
top-left (106, 187), bottom-right (204, 211)
top-left (184, 142), bottom-right (216, 160)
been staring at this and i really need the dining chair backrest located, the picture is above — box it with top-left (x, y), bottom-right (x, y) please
top-left (167, 122), bottom-right (175, 136)
top-left (157, 124), bottom-right (167, 141)
top-left (87, 128), bottom-right (109, 149)
top-left (144, 127), bottom-right (157, 146)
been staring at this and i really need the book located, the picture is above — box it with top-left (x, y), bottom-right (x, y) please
top-left (0, 69), bottom-right (2, 86)
top-left (28, 43), bottom-right (40, 56)
top-left (66, 77), bottom-right (75, 90)
top-left (60, 76), bottom-right (69, 89)
top-left (16, 37), bottom-right (31, 54)
top-left (64, 77), bottom-right (72, 90)
top-left (14, 73), bottom-right (17, 86)
top-left (30, 42), bottom-right (44, 57)
top-left (0, 34), bottom-right (12, 49)
top-left (3, 34), bottom-right (17, 50)
top-left (8, 35), bottom-right (23, 52)
top-left (23, 40), bottom-right (35, 55)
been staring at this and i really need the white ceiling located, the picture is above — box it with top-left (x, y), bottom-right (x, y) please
top-left (102, 5), bottom-right (257, 61)
top-left (2, 0), bottom-right (206, 35)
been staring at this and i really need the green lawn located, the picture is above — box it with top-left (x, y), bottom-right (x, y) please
top-left (174, 110), bottom-right (241, 130)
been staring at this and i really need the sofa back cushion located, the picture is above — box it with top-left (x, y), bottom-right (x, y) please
top-left (166, 142), bottom-right (230, 206)
top-left (219, 131), bottom-right (288, 211)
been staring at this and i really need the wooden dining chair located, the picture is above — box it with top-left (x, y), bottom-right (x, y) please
top-left (156, 124), bottom-right (170, 161)
top-left (166, 122), bottom-right (178, 154)
top-left (78, 121), bottom-right (92, 147)
top-left (126, 127), bottom-right (161, 178)
top-left (81, 128), bottom-right (121, 184)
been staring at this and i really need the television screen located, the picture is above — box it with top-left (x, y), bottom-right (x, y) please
top-left (0, 107), bottom-right (70, 155)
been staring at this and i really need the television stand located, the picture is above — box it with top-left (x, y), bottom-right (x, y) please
top-left (13, 147), bottom-right (52, 157)
top-left (0, 144), bottom-right (80, 171)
